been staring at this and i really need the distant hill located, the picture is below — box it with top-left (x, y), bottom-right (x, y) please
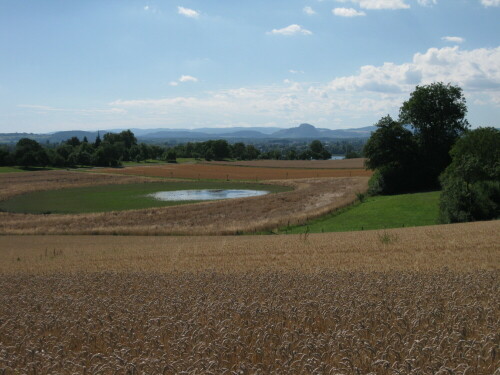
top-left (271, 123), bottom-right (376, 139)
top-left (0, 124), bottom-right (374, 144)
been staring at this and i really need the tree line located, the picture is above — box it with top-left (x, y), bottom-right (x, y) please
top-left (0, 131), bottom-right (353, 168)
top-left (363, 82), bottom-right (499, 224)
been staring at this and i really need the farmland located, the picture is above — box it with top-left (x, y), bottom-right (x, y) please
top-left (0, 181), bottom-right (290, 214)
top-left (1, 221), bottom-right (499, 374)
top-left (99, 162), bottom-right (371, 180)
top-left (0, 167), bottom-right (498, 375)
top-left (0, 170), bottom-right (368, 235)
top-left (203, 158), bottom-right (367, 169)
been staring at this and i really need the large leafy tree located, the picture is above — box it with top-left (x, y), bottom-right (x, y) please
top-left (439, 127), bottom-right (500, 223)
top-left (14, 138), bottom-right (49, 167)
top-left (364, 115), bottom-right (418, 194)
top-left (399, 82), bottom-right (469, 188)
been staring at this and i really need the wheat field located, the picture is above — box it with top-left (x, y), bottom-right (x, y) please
top-left (0, 222), bottom-right (499, 374)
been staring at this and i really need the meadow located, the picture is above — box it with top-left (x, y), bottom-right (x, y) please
top-left (282, 191), bottom-right (440, 233)
top-left (0, 221), bottom-right (499, 374)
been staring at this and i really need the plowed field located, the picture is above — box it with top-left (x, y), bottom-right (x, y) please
top-left (204, 158), bottom-right (367, 169)
top-left (99, 163), bottom-right (372, 180)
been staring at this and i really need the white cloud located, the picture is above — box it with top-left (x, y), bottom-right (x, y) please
top-left (329, 46), bottom-right (500, 97)
top-left (481, 0), bottom-right (500, 6)
top-left (333, 7), bottom-right (366, 16)
top-left (179, 75), bottom-right (198, 83)
top-left (336, 0), bottom-right (410, 9)
top-left (417, 0), bottom-right (437, 6)
top-left (303, 6), bottom-right (316, 15)
top-left (144, 6), bottom-right (149, 11)
top-left (268, 24), bottom-right (312, 36)
top-left (442, 36), bottom-right (465, 44)
top-left (177, 6), bottom-right (200, 18)
top-left (169, 81), bottom-right (179, 86)
top-left (289, 69), bottom-right (305, 74)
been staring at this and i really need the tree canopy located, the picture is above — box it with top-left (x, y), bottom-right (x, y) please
top-left (439, 127), bottom-right (500, 223)
top-left (365, 82), bottom-right (470, 194)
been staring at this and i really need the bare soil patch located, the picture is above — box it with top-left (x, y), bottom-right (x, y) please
top-left (204, 158), bottom-right (367, 169)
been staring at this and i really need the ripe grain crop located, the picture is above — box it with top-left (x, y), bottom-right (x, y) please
top-left (99, 163), bottom-right (372, 180)
top-left (1, 222), bottom-right (498, 374)
top-left (0, 271), bottom-right (498, 374)
top-left (0, 221), bottom-right (498, 274)
top-left (204, 157), bottom-right (367, 169)
top-left (0, 177), bottom-right (368, 235)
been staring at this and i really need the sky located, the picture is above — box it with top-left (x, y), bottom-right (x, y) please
top-left (0, 0), bottom-right (499, 133)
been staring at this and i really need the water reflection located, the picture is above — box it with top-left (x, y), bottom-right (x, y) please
top-left (149, 189), bottom-right (269, 201)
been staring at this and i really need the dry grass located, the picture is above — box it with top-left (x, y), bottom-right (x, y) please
top-left (99, 163), bottom-right (372, 180)
top-left (0, 221), bottom-right (498, 274)
top-left (0, 177), bottom-right (368, 235)
top-left (204, 158), bottom-right (367, 169)
top-left (0, 221), bottom-right (499, 374)
top-left (0, 170), bottom-right (157, 201)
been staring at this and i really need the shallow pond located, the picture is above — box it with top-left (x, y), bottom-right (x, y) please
top-left (149, 189), bottom-right (269, 201)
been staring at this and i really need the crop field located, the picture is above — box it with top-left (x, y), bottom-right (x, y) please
top-left (0, 170), bottom-right (368, 235)
top-left (204, 157), bottom-right (367, 169)
top-left (282, 191), bottom-right (441, 233)
top-left (99, 162), bottom-right (372, 180)
top-left (0, 221), bottom-right (499, 374)
top-left (0, 181), bottom-right (289, 214)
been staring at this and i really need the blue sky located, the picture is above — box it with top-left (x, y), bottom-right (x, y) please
top-left (1, 0), bottom-right (499, 133)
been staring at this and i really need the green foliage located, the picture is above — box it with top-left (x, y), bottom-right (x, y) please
top-left (439, 127), bottom-right (500, 223)
top-left (309, 140), bottom-right (332, 160)
top-left (399, 82), bottom-right (469, 188)
top-left (364, 115), bottom-right (419, 194)
top-left (15, 138), bottom-right (49, 167)
top-left (365, 83), bottom-right (469, 194)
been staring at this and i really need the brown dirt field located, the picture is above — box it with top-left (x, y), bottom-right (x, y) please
top-left (1, 221), bottom-right (498, 274)
top-left (0, 177), bottom-right (369, 235)
top-left (0, 170), bottom-right (158, 201)
top-left (204, 158), bottom-right (367, 169)
top-left (0, 222), bottom-right (498, 374)
top-left (99, 163), bottom-right (372, 180)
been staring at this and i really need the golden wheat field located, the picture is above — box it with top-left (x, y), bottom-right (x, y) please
top-left (99, 163), bottom-right (372, 180)
top-left (0, 170), bottom-right (368, 235)
top-left (203, 158), bottom-right (367, 169)
top-left (1, 222), bottom-right (499, 374)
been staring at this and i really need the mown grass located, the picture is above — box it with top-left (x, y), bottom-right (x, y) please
top-left (0, 181), bottom-right (290, 214)
top-left (0, 167), bottom-right (26, 173)
top-left (281, 191), bottom-right (440, 233)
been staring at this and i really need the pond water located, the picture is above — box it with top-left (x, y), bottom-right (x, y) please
top-left (149, 189), bottom-right (269, 201)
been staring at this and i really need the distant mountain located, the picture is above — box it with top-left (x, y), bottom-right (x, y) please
top-left (272, 123), bottom-right (323, 138)
top-left (0, 124), bottom-right (374, 144)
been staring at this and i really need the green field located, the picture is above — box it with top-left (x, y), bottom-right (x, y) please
top-left (0, 181), bottom-right (290, 214)
top-left (280, 191), bottom-right (440, 233)
top-left (0, 167), bottom-right (26, 173)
